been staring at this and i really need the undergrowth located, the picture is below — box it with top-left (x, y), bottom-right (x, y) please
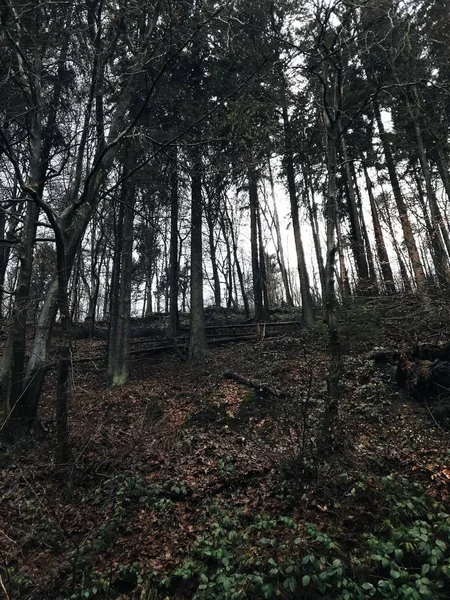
top-left (11, 474), bottom-right (446, 599)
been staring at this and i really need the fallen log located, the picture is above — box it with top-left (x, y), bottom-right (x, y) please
top-left (223, 371), bottom-right (285, 399)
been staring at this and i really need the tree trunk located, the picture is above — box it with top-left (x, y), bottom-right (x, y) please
top-left (205, 193), bottom-right (221, 307)
top-left (406, 90), bottom-right (450, 285)
top-left (189, 153), bottom-right (208, 360)
top-left (373, 98), bottom-right (425, 291)
top-left (381, 190), bottom-right (412, 292)
top-left (168, 148), bottom-right (179, 337)
top-left (226, 205), bottom-right (250, 317)
top-left (107, 159), bottom-right (135, 386)
top-left (303, 171), bottom-right (326, 300)
top-left (350, 159), bottom-right (378, 291)
top-left (341, 136), bottom-right (371, 292)
top-left (321, 113), bottom-right (341, 453)
top-left (249, 169), bottom-right (264, 321)
top-left (412, 160), bottom-right (446, 283)
top-left (0, 200), bottom-right (39, 435)
top-left (256, 200), bottom-right (269, 314)
top-left (282, 106), bottom-right (314, 325)
top-left (363, 162), bottom-right (395, 294)
top-left (219, 210), bottom-right (235, 309)
top-left (267, 159), bottom-right (294, 306)
top-left (436, 143), bottom-right (450, 208)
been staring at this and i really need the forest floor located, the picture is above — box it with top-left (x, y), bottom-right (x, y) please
top-left (1, 296), bottom-right (450, 599)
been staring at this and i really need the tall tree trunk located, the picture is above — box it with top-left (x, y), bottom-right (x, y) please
top-left (219, 211), bottom-right (235, 309)
top-left (363, 163), bottom-right (395, 294)
top-left (303, 171), bottom-right (326, 300)
top-left (412, 161), bottom-right (446, 282)
top-left (107, 159), bottom-right (135, 386)
top-left (341, 136), bottom-right (371, 292)
top-left (436, 143), bottom-right (450, 207)
top-left (189, 152), bottom-right (208, 360)
top-left (226, 205), bottom-right (250, 317)
top-left (406, 89), bottom-right (450, 284)
top-left (320, 111), bottom-right (341, 453)
top-left (0, 106), bottom-right (42, 434)
top-left (373, 98), bottom-right (425, 291)
top-left (350, 159), bottom-right (378, 291)
top-left (282, 106), bottom-right (314, 325)
top-left (205, 192), bottom-right (221, 307)
top-left (267, 159), bottom-right (294, 306)
top-left (256, 201), bottom-right (269, 314)
top-left (0, 200), bottom-right (39, 435)
top-left (336, 211), bottom-right (351, 298)
top-left (381, 190), bottom-right (412, 292)
top-left (249, 169), bottom-right (264, 321)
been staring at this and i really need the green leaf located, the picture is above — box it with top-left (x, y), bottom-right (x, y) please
top-left (302, 575), bottom-right (310, 587)
top-left (362, 583), bottom-right (374, 590)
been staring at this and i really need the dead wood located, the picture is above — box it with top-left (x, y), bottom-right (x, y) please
top-left (223, 371), bottom-right (285, 398)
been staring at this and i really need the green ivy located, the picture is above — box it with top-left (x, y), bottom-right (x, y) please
top-left (63, 475), bottom-right (450, 599)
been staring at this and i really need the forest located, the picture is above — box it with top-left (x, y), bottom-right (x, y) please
top-left (1, 0), bottom-right (450, 598)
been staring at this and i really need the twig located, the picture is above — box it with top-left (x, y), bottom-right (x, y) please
top-left (0, 573), bottom-right (10, 600)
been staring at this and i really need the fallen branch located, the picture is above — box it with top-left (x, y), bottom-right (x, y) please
top-left (223, 371), bottom-right (285, 398)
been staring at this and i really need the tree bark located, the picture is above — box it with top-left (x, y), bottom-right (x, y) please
top-left (406, 88), bottom-right (450, 285)
top-left (249, 169), bottom-right (264, 321)
top-left (303, 170), bottom-right (326, 301)
top-left (373, 98), bottom-right (425, 292)
top-left (189, 153), bottom-right (208, 360)
top-left (107, 157), bottom-right (135, 386)
top-left (205, 192), bottom-right (221, 307)
top-left (267, 159), bottom-right (294, 306)
top-left (341, 136), bottom-right (371, 292)
top-left (226, 204), bottom-right (250, 317)
top-left (350, 158), bottom-right (378, 291)
top-left (282, 106), bottom-right (314, 325)
top-left (362, 162), bottom-right (396, 294)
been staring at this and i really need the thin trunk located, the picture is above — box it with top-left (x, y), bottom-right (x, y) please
top-left (168, 149), bottom-right (179, 337)
top-left (350, 159), bottom-right (377, 291)
top-left (341, 136), bottom-right (371, 291)
top-left (406, 88), bottom-right (450, 284)
top-left (107, 158), bottom-right (135, 386)
top-left (373, 98), bottom-right (425, 291)
top-left (256, 201), bottom-right (269, 314)
top-left (189, 154), bottom-right (208, 360)
top-left (363, 162), bottom-right (395, 294)
top-left (320, 109), bottom-right (341, 453)
top-left (219, 212), bottom-right (234, 309)
top-left (249, 169), bottom-right (264, 321)
top-left (226, 205), bottom-right (249, 317)
top-left (336, 214), bottom-right (351, 298)
top-left (412, 161), bottom-right (445, 281)
top-left (267, 159), bottom-right (294, 306)
top-left (283, 106), bottom-right (314, 325)
top-left (303, 171), bottom-right (326, 300)
top-left (55, 247), bottom-right (72, 465)
top-left (382, 192), bottom-right (412, 293)
top-left (103, 254), bottom-right (111, 320)
top-left (206, 196), bottom-right (221, 307)
top-left (436, 143), bottom-right (450, 206)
